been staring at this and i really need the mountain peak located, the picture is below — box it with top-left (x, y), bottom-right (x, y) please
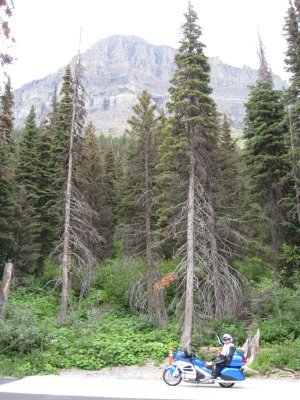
top-left (13, 34), bottom-right (285, 133)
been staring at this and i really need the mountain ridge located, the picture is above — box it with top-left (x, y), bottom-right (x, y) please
top-left (13, 35), bottom-right (286, 134)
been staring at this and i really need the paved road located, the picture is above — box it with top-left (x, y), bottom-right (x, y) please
top-left (0, 378), bottom-right (18, 385)
top-left (0, 395), bottom-right (143, 400)
top-left (0, 375), bottom-right (299, 400)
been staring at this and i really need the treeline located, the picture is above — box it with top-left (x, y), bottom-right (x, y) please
top-left (1, 2), bottom-right (300, 345)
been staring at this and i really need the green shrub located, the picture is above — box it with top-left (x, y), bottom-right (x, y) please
top-left (280, 244), bottom-right (300, 287)
top-left (39, 313), bottom-right (178, 372)
top-left (39, 262), bottom-right (60, 288)
top-left (251, 348), bottom-right (274, 375)
top-left (234, 257), bottom-right (273, 284)
top-left (251, 279), bottom-right (300, 343)
top-left (250, 339), bottom-right (300, 373)
top-left (272, 339), bottom-right (300, 370)
top-left (93, 258), bottom-right (145, 309)
top-left (9, 287), bottom-right (59, 320)
top-left (208, 317), bottom-right (248, 347)
top-left (0, 305), bottom-right (50, 355)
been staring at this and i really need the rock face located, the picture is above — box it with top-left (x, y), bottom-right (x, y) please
top-left (13, 35), bottom-right (285, 133)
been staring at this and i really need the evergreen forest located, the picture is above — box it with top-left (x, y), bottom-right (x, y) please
top-left (0, 0), bottom-right (300, 377)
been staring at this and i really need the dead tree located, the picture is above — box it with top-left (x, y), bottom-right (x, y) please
top-left (57, 51), bottom-right (104, 323)
top-left (243, 328), bottom-right (260, 366)
top-left (0, 262), bottom-right (13, 319)
top-left (58, 47), bottom-right (85, 323)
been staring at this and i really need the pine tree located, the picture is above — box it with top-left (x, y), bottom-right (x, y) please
top-left (119, 90), bottom-right (167, 328)
top-left (284, 0), bottom-right (300, 224)
top-left (214, 115), bottom-right (249, 262)
top-left (103, 137), bottom-right (118, 256)
top-left (33, 86), bottom-right (60, 264)
top-left (12, 185), bottom-right (40, 275)
top-left (47, 65), bottom-right (74, 242)
top-left (14, 106), bottom-right (41, 273)
top-left (76, 121), bottom-right (107, 259)
top-left (35, 125), bottom-right (55, 265)
top-left (160, 2), bottom-right (243, 344)
top-left (0, 77), bottom-right (15, 264)
top-left (243, 37), bottom-right (295, 278)
top-left (57, 56), bottom-right (103, 321)
top-left (15, 107), bottom-right (40, 206)
top-left (57, 61), bottom-right (80, 323)
top-left (0, 78), bottom-right (14, 146)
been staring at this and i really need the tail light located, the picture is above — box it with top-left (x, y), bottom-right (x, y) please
top-left (241, 357), bottom-right (246, 363)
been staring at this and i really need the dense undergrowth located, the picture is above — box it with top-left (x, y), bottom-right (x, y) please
top-left (0, 258), bottom-right (300, 377)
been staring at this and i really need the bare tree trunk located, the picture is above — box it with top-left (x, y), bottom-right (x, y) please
top-left (206, 191), bottom-right (222, 318)
top-left (145, 138), bottom-right (167, 328)
top-left (269, 214), bottom-right (282, 282)
top-left (181, 152), bottom-right (195, 346)
top-left (243, 329), bottom-right (260, 366)
top-left (57, 138), bottom-right (73, 323)
top-left (0, 262), bottom-right (13, 319)
top-left (146, 210), bottom-right (155, 316)
top-left (146, 212), bottom-right (167, 328)
top-left (57, 68), bottom-right (78, 324)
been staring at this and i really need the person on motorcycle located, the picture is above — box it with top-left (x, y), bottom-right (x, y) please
top-left (211, 333), bottom-right (235, 379)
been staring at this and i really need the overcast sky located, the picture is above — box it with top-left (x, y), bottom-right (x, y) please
top-left (5, 0), bottom-right (291, 89)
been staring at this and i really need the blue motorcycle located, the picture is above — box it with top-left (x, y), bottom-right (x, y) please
top-left (163, 346), bottom-right (246, 388)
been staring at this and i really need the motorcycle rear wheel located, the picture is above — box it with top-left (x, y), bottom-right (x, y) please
top-left (163, 369), bottom-right (182, 386)
top-left (219, 382), bottom-right (235, 388)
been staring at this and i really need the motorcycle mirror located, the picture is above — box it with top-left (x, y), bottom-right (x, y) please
top-left (216, 333), bottom-right (224, 346)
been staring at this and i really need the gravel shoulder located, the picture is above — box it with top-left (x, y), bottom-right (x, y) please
top-left (58, 361), bottom-right (165, 380)
top-left (58, 361), bottom-right (300, 381)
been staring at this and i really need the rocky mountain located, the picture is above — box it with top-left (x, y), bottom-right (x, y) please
top-left (13, 35), bottom-right (286, 134)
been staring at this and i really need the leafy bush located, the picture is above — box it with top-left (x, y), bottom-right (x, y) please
top-left (199, 316), bottom-right (248, 347)
top-left (234, 257), bottom-right (273, 284)
top-left (251, 279), bottom-right (300, 343)
top-left (39, 262), bottom-right (61, 288)
top-left (251, 348), bottom-right (274, 375)
top-left (1, 254), bottom-right (299, 377)
top-left (280, 244), bottom-right (300, 288)
top-left (251, 339), bottom-right (300, 373)
top-left (93, 258), bottom-right (145, 309)
top-left (41, 313), bottom-right (178, 371)
top-left (272, 338), bottom-right (300, 370)
top-left (9, 287), bottom-right (59, 320)
top-left (0, 305), bottom-right (50, 355)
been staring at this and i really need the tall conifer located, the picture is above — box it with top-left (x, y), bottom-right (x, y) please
top-left (103, 137), bottom-right (118, 256)
top-left (160, 2), bottom-right (243, 344)
top-left (14, 107), bottom-right (41, 273)
top-left (284, 0), bottom-right (300, 225)
top-left (47, 65), bottom-right (74, 242)
top-left (119, 90), bottom-right (167, 328)
top-left (243, 38), bottom-right (294, 278)
top-left (0, 77), bottom-right (14, 264)
top-left (214, 115), bottom-right (249, 262)
top-left (76, 121), bottom-right (108, 259)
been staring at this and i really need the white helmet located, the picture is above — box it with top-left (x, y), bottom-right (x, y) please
top-left (223, 333), bottom-right (232, 342)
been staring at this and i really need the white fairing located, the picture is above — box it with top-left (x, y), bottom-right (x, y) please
top-left (174, 360), bottom-right (211, 381)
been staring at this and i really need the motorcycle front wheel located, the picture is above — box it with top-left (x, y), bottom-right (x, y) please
top-left (219, 382), bottom-right (235, 388)
top-left (163, 369), bottom-right (182, 386)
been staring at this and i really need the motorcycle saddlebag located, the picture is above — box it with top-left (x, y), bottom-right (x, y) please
top-left (220, 367), bottom-right (245, 381)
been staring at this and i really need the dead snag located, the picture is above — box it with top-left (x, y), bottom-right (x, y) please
top-left (0, 262), bottom-right (13, 319)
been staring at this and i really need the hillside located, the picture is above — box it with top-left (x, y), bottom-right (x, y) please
top-left (13, 35), bottom-right (286, 134)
